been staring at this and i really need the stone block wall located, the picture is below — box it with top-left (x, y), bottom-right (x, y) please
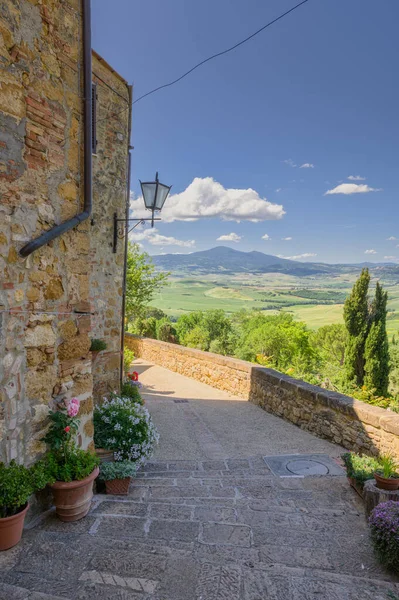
top-left (0, 0), bottom-right (130, 466)
top-left (90, 51), bottom-right (130, 400)
top-left (126, 335), bottom-right (399, 459)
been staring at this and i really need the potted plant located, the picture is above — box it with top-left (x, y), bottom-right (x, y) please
top-left (42, 398), bottom-right (99, 522)
top-left (98, 461), bottom-right (136, 495)
top-left (93, 395), bottom-right (159, 467)
top-left (342, 452), bottom-right (380, 496)
top-left (90, 338), bottom-right (107, 361)
top-left (0, 459), bottom-right (51, 550)
top-left (374, 454), bottom-right (399, 491)
top-left (369, 501), bottom-right (399, 574)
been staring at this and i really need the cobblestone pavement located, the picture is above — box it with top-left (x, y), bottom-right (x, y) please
top-left (1, 458), bottom-right (398, 599)
top-left (1, 363), bottom-right (398, 598)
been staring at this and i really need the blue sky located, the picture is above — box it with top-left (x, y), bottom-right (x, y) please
top-left (92, 0), bottom-right (399, 263)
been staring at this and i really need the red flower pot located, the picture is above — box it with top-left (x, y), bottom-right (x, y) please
top-left (0, 503), bottom-right (29, 551)
top-left (50, 467), bottom-right (99, 522)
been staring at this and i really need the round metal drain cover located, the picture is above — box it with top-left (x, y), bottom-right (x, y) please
top-left (286, 459), bottom-right (329, 476)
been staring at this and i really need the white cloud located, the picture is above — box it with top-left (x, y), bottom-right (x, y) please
top-left (387, 236), bottom-right (397, 241)
top-left (278, 253), bottom-right (317, 260)
top-left (299, 163), bottom-right (314, 169)
top-left (365, 249), bottom-right (377, 255)
top-left (129, 227), bottom-right (195, 248)
top-left (384, 256), bottom-right (398, 260)
top-left (348, 175), bottom-right (366, 181)
top-left (281, 237), bottom-right (292, 241)
top-left (275, 188), bottom-right (282, 193)
top-left (261, 234), bottom-right (271, 240)
top-left (325, 183), bottom-right (381, 195)
top-left (130, 177), bottom-right (285, 223)
top-left (217, 233), bottom-right (242, 243)
top-left (283, 159), bottom-right (297, 167)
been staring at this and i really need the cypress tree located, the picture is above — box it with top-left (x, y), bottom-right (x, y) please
top-left (343, 268), bottom-right (370, 385)
top-left (364, 282), bottom-right (390, 396)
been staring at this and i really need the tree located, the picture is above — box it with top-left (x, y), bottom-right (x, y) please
top-left (156, 317), bottom-right (177, 343)
top-left (343, 268), bottom-right (370, 385)
top-left (125, 243), bottom-right (168, 322)
top-left (235, 312), bottom-right (319, 375)
top-left (364, 282), bottom-right (390, 395)
top-left (310, 324), bottom-right (348, 388)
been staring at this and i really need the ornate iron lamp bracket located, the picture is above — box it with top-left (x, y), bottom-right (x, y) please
top-left (113, 212), bottom-right (161, 253)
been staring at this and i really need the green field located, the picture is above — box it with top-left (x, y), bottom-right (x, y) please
top-left (150, 273), bottom-right (399, 336)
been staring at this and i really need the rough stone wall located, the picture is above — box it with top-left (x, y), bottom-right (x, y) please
top-left (0, 0), bottom-right (94, 465)
top-left (127, 335), bottom-right (399, 458)
top-left (0, 1), bottom-right (129, 466)
top-left (90, 52), bottom-right (130, 401)
top-left (126, 335), bottom-right (251, 399)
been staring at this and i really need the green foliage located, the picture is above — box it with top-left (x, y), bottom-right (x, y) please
top-left (343, 268), bottom-right (371, 385)
top-left (342, 452), bottom-right (380, 487)
top-left (183, 325), bottom-right (210, 350)
top-left (93, 396), bottom-right (159, 465)
top-left (124, 347), bottom-right (135, 373)
top-left (120, 381), bottom-right (144, 404)
top-left (310, 324), bottom-right (347, 389)
top-left (42, 407), bottom-right (79, 453)
top-left (45, 448), bottom-right (99, 483)
top-left (133, 316), bottom-right (157, 339)
top-left (155, 317), bottom-right (177, 343)
top-left (376, 454), bottom-right (399, 479)
top-left (0, 459), bottom-right (53, 518)
top-left (364, 282), bottom-right (390, 396)
top-left (125, 243), bottom-right (168, 322)
top-left (90, 338), bottom-right (107, 352)
top-left (175, 310), bottom-right (233, 354)
top-left (235, 312), bottom-right (319, 375)
top-left (42, 398), bottom-right (98, 483)
top-left (98, 460), bottom-right (136, 481)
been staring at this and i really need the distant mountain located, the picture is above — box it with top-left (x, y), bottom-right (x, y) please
top-left (152, 247), bottom-right (399, 277)
top-left (152, 246), bottom-right (334, 276)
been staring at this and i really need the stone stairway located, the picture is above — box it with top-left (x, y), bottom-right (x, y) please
top-left (2, 457), bottom-right (398, 599)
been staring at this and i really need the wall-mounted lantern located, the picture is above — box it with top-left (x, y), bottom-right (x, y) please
top-left (113, 172), bottom-right (171, 253)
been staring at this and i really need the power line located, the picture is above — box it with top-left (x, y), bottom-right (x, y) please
top-left (133, 0), bottom-right (311, 105)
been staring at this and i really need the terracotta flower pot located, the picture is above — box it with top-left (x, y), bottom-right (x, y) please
top-left (105, 477), bottom-right (131, 495)
top-left (0, 503), bottom-right (29, 551)
top-left (95, 448), bottom-right (114, 463)
top-left (374, 472), bottom-right (399, 491)
top-left (50, 467), bottom-right (99, 522)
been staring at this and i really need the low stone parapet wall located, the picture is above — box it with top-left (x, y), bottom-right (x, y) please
top-left (125, 334), bottom-right (399, 458)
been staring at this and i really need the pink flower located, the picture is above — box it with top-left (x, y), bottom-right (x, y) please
top-left (66, 398), bottom-right (80, 417)
top-left (64, 426), bottom-right (70, 433)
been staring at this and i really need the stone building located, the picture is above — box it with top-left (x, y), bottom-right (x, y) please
top-left (0, 0), bottom-right (132, 466)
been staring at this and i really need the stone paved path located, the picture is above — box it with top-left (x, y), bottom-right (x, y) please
top-left (1, 361), bottom-right (398, 599)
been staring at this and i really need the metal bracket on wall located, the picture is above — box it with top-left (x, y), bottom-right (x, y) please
top-left (112, 212), bottom-right (161, 253)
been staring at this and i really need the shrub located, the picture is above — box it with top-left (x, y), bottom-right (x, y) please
top-left (93, 396), bottom-right (159, 466)
top-left (342, 452), bottom-right (380, 487)
top-left (156, 318), bottom-right (177, 343)
top-left (120, 380), bottom-right (144, 405)
top-left (376, 454), bottom-right (399, 479)
top-left (42, 397), bottom-right (99, 482)
top-left (98, 460), bottom-right (136, 481)
top-left (90, 339), bottom-right (107, 352)
top-left (124, 347), bottom-right (135, 373)
top-left (45, 448), bottom-right (99, 483)
top-left (369, 501), bottom-right (399, 573)
top-left (0, 459), bottom-right (53, 518)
